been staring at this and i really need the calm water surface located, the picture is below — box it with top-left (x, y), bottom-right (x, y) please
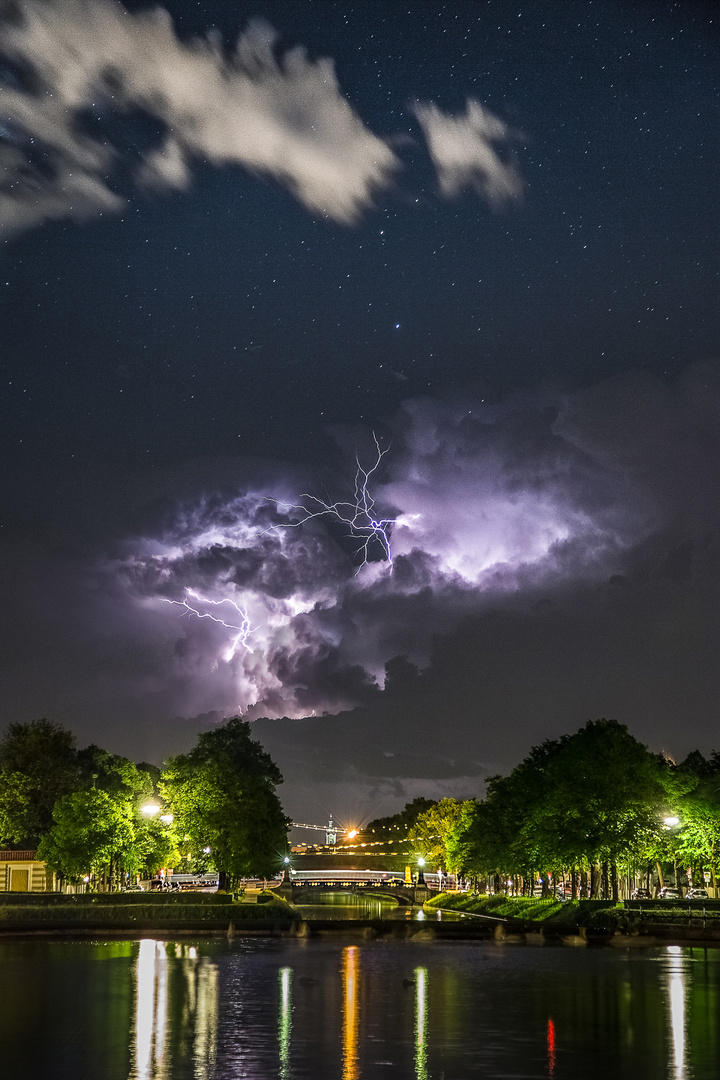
top-left (1, 934), bottom-right (719, 1079)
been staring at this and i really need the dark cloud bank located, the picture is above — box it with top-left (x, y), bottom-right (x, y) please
top-left (2, 362), bottom-right (720, 819)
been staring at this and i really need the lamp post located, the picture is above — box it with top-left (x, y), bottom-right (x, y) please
top-left (662, 815), bottom-right (681, 891)
top-left (417, 857), bottom-right (426, 886)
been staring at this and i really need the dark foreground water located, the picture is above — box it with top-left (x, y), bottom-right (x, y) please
top-left (1, 936), bottom-right (719, 1079)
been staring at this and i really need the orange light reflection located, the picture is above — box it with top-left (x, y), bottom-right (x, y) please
top-left (342, 946), bottom-right (360, 1080)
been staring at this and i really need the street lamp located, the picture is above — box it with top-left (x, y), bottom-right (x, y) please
top-left (662, 815), bottom-right (681, 891)
top-left (141, 802), bottom-right (160, 817)
top-left (417, 857), bottom-right (426, 886)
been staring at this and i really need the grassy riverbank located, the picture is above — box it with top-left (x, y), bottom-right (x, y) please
top-left (425, 892), bottom-right (720, 937)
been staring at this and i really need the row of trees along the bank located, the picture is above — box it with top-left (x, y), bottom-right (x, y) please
top-left (0, 716), bottom-right (288, 891)
top-left (362, 720), bottom-right (720, 901)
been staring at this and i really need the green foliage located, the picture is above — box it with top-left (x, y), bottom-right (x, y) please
top-left (77, 744), bottom-right (154, 803)
top-left (160, 716), bottom-right (288, 885)
top-left (540, 719), bottom-right (667, 867)
top-left (409, 798), bottom-right (472, 871)
top-left (0, 771), bottom-right (33, 846)
top-left (448, 719), bottom-right (668, 885)
top-left (0, 719), bottom-right (80, 847)
top-left (365, 798), bottom-right (437, 840)
top-left (38, 789), bottom-right (135, 884)
top-left (672, 752), bottom-right (720, 883)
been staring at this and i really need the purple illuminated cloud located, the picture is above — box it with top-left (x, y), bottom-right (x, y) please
top-left (112, 385), bottom-right (664, 722)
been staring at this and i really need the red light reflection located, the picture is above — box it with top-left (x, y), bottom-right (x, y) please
top-left (547, 1018), bottom-right (556, 1076)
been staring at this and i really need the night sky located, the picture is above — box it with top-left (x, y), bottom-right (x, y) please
top-left (0, 0), bottom-right (718, 825)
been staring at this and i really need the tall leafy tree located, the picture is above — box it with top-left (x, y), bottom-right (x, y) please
top-left (38, 789), bottom-right (135, 886)
top-left (160, 716), bottom-right (288, 889)
top-left (540, 720), bottom-right (667, 897)
top-left (0, 719), bottom-right (80, 847)
top-left (409, 798), bottom-right (471, 871)
top-left (449, 720), bottom-right (667, 898)
top-left (675, 752), bottom-right (720, 889)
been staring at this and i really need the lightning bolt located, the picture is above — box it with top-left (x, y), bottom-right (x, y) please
top-left (274, 434), bottom-right (397, 569)
top-left (160, 588), bottom-right (254, 659)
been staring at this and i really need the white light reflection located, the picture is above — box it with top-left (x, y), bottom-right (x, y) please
top-left (190, 951), bottom-right (219, 1080)
top-left (415, 967), bottom-right (428, 1080)
top-left (666, 946), bottom-right (688, 1079)
top-left (278, 967), bottom-right (293, 1079)
top-left (130, 940), bottom-right (168, 1080)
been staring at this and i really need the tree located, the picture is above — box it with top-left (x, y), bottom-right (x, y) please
top-left (408, 798), bottom-right (470, 871)
top-left (160, 716), bottom-right (288, 889)
top-left (77, 744), bottom-right (154, 804)
top-left (448, 720), bottom-right (668, 899)
top-left (541, 720), bottom-right (667, 898)
top-left (674, 752), bottom-right (720, 889)
top-left (38, 789), bottom-right (135, 886)
top-left (365, 798), bottom-right (437, 842)
top-left (0, 719), bottom-right (80, 847)
top-left (0, 772), bottom-right (33, 847)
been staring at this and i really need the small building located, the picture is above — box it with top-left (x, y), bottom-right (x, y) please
top-left (0, 850), bottom-right (51, 892)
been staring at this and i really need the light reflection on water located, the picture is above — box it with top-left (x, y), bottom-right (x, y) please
top-left (278, 967), bottom-right (292, 1080)
top-left (666, 946), bottom-right (688, 1080)
top-left (414, 967), bottom-right (428, 1080)
top-left (130, 941), bottom-right (218, 1080)
top-left (131, 940), bottom-right (167, 1080)
top-left (2, 937), bottom-right (720, 1078)
top-left (342, 946), bottom-right (359, 1080)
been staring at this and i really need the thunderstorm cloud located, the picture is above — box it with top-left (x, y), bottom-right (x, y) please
top-left (104, 366), bottom-right (719, 730)
top-left (0, 0), bottom-right (521, 232)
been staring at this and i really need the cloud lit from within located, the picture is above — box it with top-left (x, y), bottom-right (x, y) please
top-left (114, 392), bottom-right (659, 721)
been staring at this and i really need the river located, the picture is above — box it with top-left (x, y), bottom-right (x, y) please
top-left (1, 932), bottom-right (719, 1078)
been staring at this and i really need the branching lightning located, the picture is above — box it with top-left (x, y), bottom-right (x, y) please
top-left (275, 434), bottom-right (397, 569)
top-left (160, 588), bottom-right (254, 659)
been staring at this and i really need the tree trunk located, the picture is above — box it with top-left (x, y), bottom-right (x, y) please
top-left (656, 861), bottom-right (664, 893)
top-left (590, 865), bottom-right (599, 898)
top-left (611, 863), bottom-right (618, 903)
top-left (218, 870), bottom-right (232, 893)
top-left (571, 868), bottom-right (577, 900)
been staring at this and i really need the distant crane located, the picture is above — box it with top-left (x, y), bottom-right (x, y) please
top-left (290, 815), bottom-right (358, 846)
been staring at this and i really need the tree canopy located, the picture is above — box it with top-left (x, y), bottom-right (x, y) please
top-left (0, 719), bottom-right (80, 847)
top-left (160, 716), bottom-right (288, 887)
top-left (447, 719), bottom-right (670, 898)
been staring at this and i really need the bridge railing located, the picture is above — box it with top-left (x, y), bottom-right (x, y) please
top-left (288, 870), bottom-right (451, 890)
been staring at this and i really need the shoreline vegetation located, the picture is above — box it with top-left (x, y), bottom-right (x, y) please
top-left (4, 890), bottom-right (720, 946)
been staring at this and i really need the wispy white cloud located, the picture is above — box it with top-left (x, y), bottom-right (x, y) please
top-left (412, 98), bottom-right (522, 205)
top-left (0, 0), bottom-right (398, 232)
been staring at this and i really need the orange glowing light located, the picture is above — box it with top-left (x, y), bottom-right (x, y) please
top-left (347, 830), bottom-right (358, 839)
top-left (342, 946), bottom-right (360, 1080)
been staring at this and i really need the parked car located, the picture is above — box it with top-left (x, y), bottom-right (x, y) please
top-left (631, 888), bottom-right (652, 900)
top-left (686, 888), bottom-right (709, 900)
top-left (658, 887), bottom-right (680, 900)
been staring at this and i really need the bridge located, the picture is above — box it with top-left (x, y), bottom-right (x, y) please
top-left (279, 869), bottom-right (434, 906)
